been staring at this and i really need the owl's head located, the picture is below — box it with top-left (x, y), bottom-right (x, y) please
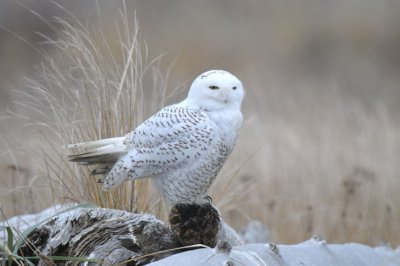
top-left (187, 70), bottom-right (244, 111)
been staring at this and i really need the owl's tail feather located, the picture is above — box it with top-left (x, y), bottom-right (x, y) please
top-left (64, 137), bottom-right (125, 150)
top-left (65, 137), bottom-right (127, 168)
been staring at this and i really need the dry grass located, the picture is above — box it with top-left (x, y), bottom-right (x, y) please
top-left (212, 81), bottom-right (400, 245)
top-left (1, 1), bottom-right (175, 218)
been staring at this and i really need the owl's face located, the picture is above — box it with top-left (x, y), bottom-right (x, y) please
top-left (188, 70), bottom-right (244, 112)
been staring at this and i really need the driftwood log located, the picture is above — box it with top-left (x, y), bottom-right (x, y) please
top-left (17, 201), bottom-right (232, 265)
top-left (15, 202), bottom-right (400, 266)
top-left (149, 239), bottom-right (400, 266)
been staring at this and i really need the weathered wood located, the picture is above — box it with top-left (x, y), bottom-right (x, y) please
top-left (18, 208), bottom-right (181, 265)
top-left (169, 201), bottom-right (221, 247)
top-left (148, 238), bottom-right (400, 266)
top-left (11, 204), bottom-right (400, 266)
top-left (16, 201), bottom-right (234, 265)
top-left (168, 200), bottom-right (244, 247)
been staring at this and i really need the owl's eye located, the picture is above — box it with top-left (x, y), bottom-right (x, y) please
top-left (232, 86), bottom-right (237, 90)
top-left (208, 85), bottom-right (219, 90)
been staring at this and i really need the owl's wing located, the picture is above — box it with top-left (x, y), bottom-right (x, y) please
top-left (102, 105), bottom-right (215, 191)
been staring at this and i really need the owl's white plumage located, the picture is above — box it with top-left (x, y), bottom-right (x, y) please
top-left (66, 70), bottom-right (244, 204)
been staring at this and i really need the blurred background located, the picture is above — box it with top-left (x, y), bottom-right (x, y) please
top-left (1, 0), bottom-right (400, 246)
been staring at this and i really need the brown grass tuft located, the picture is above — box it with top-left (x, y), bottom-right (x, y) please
top-left (5, 2), bottom-right (174, 217)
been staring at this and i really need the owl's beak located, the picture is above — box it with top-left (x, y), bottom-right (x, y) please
top-left (221, 88), bottom-right (229, 103)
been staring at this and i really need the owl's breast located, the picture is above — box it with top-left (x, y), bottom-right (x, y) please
top-left (153, 108), bottom-right (242, 204)
top-left (210, 108), bottom-right (242, 146)
top-left (155, 134), bottom-right (234, 204)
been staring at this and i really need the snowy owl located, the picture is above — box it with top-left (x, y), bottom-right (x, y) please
top-left (65, 70), bottom-right (244, 204)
